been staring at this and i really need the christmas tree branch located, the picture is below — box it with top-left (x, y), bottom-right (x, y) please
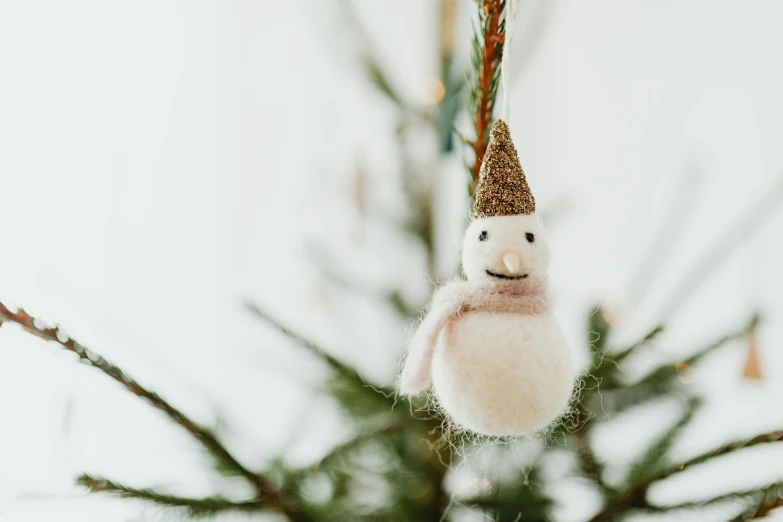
top-left (245, 302), bottom-right (345, 369)
top-left (0, 302), bottom-right (281, 505)
top-left (730, 484), bottom-right (783, 521)
top-left (600, 313), bottom-right (759, 415)
top-left (338, 0), bottom-right (406, 109)
top-left (467, 0), bottom-right (506, 186)
top-left (635, 312), bottom-right (759, 387)
top-left (293, 423), bottom-right (405, 477)
top-left (569, 378), bottom-right (611, 490)
top-left (460, 470), bottom-right (553, 520)
top-left (573, 428), bottom-right (612, 495)
top-left (244, 302), bottom-right (390, 395)
top-left (77, 475), bottom-right (264, 517)
top-left (643, 482), bottom-right (783, 513)
top-left (316, 258), bottom-right (418, 319)
top-left (586, 305), bottom-right (612, 373)
top-left (626, 396), bottom-right (701, 487)
top-left (610, 324), bottom-right (665, 366)
top-left (649, 428), bottom-right (783, 483)
top-left (590, 476), bottom-right (783, 522)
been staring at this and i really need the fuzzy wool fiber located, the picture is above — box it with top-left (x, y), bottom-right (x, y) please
top-left (400, 214), bottom-right (575, 437)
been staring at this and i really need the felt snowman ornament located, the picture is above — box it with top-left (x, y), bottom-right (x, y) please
top-left (399, 120), bottom-right (575, 437)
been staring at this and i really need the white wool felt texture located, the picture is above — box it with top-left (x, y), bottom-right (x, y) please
top-left (398, 278), bottom-right (549, 395)
top-left (399, 213), bottom-right (575, 437)
top-left (432, 311), bottom-right (574, 437)
top-left (462, 214), bottom-right (550, 283)
top-left (399, 283), bottom-right (464, 395)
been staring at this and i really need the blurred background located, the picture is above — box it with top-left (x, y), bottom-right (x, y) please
top-left (1, 1), bottom-right (782, 521)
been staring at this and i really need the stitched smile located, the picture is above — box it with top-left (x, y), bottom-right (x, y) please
top-left (486, 270), bottom-right (528, 280)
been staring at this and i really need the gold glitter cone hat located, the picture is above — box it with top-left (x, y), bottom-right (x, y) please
top-left (473, 120), bottom-right (535, 218)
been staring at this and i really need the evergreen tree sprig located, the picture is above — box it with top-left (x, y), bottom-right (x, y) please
top-left (0, 301), bottom-right (305, 520)
top-left (730, 483), bottom-right (783, 521)
top-left (244, 301), bottom-right (391, 399)
top-left (650, 428), bottom-right (783, 484)
top-left (643, 481), bottom-right (783, 514)
top-left (466, 0), bottom-right (506, 187)
top-left (77, 475), bottom-right (265, 518)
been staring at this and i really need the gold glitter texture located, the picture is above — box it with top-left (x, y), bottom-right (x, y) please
top-left (473, 120), bottom-right (536, 218)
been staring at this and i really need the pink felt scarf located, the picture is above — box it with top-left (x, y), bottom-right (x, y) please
top-left (419, 278), bottom-right (549, 353)
top-left (450, 278), bottom-right (549, 317)
top-left (399, 277), bottom-right (550, 394)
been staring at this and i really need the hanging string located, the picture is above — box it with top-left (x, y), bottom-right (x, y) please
top-left (501, 0), bottom-right (518, 122)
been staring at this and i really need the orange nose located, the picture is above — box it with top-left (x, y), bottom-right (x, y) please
top-left (502, 251), bottom-right (522, 274)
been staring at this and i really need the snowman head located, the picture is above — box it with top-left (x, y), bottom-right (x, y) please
top-left (465, 120), bottom-right (546, 282)
top-left (462, 214), bottom-right (549, 282)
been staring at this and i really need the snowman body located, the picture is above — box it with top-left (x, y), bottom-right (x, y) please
top-left (398, 120), bottom-right (576, 437)
top-left (399, 213), bottom-right (576, 436)
top-left (432, 312), bottom-right (573, 436)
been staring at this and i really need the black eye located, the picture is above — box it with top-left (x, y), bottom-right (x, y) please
top-left (479, 230), bottom-right (489, 242)
top-left (525, 232), bottom-right (535, 243)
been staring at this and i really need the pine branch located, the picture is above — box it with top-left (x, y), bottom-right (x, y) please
top-left (587, 396), bottom-right (759, 522)
top-left (730, 483), bottom-right (783, 521)
top-left (586, 306), bottom-right (612, 372)
top-left (245, 302), bottom-right (347, 372)
top-left (460, 471), bottom-right (553, 521)
top-left (245, 302), bottom-right (361, 374)
top-left (338, 0), bottom-right (406, 109)
top-left (587, 310), bottom-right (665, 380)
top-left (244, 302), bottom-right (390, 394)
top-left (626, 396), bottom-right (701, 487)
top-left (601, 313), bottom-right (759, 414)
top-left (611, 324), bottom-right (665, 366)
top-left (572, 423), bottom-right (612, 495)
top-left (293, 423), bottom-right (406, 477)
top-left (77, 474), bottom-right (264, 517)
top-left (364, 59), bottom-right (404, 108)
top-left (643, 482), bottom-right (783, 514)
top-left (244, 301), bottom-right (402, 427)
top-left (0, 302), bottom-right (282, 506)
top-left (467, 0), bottom-right (506, 187)
top-left (591, 481), bottom-right (783, 522)
top-left (316, 257), bottom-right (419, 319)
top-left (650, 428), bottom-right (783, 484)
top-left (588, 323), bottom-right (664, 391)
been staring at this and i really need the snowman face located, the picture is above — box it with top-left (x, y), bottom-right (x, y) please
top-left (461, 214), bottom-right (550, 282)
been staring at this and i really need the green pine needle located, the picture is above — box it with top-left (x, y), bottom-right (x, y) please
top-left (626, 396), bottom-right (702, 486)
top-left (77, 474), bottom-right (264, 517)
top-left (650, 428), bottom-right (783, 483)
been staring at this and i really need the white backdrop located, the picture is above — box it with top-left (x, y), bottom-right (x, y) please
top-left (1, 1), bottom-right (782, 521)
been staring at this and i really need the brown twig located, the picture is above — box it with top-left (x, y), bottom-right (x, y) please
top-left (0, 301), bottom-right (306, 518)
top-left (586, 429), bottom-right (783, 522)
top-left (244, 301), bottom-right (382, 395)
top-left (744, 498), bottom-right (783, 520)
top-left (291, 423), bottom-right (406, 478)
top-left (469, 0), bottom-right (505, 187)
top-left (649, 429), bottom-right (783, 483)
top-left (641, 482), bottom-right (783, 515)
top-left (78, 474), bottom-right (265, 516)
top-left (573, 428), bottom-right (612, 495)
